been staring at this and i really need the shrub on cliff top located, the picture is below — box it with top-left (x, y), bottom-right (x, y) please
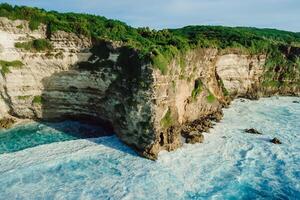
top-left (29, 19), bottom-right (41, 30)
top-left (1, 3), bottom-right (300, 75)
top-left (151, 53), bottom-right (169, 75)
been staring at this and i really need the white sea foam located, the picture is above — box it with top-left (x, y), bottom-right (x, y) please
top-left (0, 97), bottom-right (299, 200)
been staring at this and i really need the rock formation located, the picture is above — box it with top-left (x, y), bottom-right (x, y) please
top-left (270, 137), bottom-right (282, 144)
top-left (245, 128), bottom-right (263, 135)
top-left (0, 18), bottom-right (299, 159)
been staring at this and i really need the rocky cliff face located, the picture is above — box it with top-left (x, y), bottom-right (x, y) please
top-left (0, 17), bottom-right (91, 119)
top-left (146, 50), bottom-right (267, 158)
top-left (0, 18), bottom-right (299, 159)
top-left (216, 54), bottom-right (265, 98)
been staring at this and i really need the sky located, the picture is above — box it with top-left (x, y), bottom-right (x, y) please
top-left (1, 0), bottom-right (299, 32)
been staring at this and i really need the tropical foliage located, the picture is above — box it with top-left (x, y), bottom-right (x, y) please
top-left (0, 3), bottom-right (299, 77)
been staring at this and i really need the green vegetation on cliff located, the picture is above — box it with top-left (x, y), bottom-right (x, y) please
top-left (0, 3), bottom-right (299, 85)
top-left (18, 95), bottom-right (31, 100)
top-left (15, 39), bottom-right (53, 52)
top-left (0, 60), bottom-right (24, 75)
top-left (206, 92), bottom-right (216, 103)
top-left (32, 96), bottom-right (43, 104)
top-left (160, 108), bottom-right (173, 129)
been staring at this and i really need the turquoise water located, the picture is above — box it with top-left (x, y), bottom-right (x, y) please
top-left (0, 121), bottom-right (110, 154)
top-left (0, 97), bottom-right (299, 200)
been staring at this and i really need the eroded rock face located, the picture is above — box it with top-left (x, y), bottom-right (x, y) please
top-left (0, 17), bottom-right (92, 119)
top-left (41, 44), bottom-right (156, 156)
top-left (0, 18), bottom-right (156, 157)
top-left (0, 18), bottom-right (298, 159)
top-left (216, 54), bottom-right (266, 99)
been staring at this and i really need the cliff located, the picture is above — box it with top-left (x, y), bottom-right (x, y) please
top-left (0, 16), bottom-right (299, 159)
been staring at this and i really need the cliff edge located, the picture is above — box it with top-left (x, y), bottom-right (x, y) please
top-left (0, 6), bottom-right (299, 159)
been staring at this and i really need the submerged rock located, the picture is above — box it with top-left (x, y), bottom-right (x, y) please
top-left (0, 118), bottom-right (15, 129)
top-left (292, 101), bottom-right (300, 104)
top-left (270, 137), bottom-right (282, 144)
top-left (245, 128), bottom-right (262, 135)
top-left (185, 131), bottom-right (204, 144)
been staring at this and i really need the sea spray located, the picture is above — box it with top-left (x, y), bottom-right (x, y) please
top-left (0, 97), bottom-right (299, 199)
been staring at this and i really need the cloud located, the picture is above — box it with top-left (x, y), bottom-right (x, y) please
top-left (1, 0), bottom-right (299, 31)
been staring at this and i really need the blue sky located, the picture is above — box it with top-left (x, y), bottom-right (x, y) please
top-left (1, 0), bottom-right (299, 32)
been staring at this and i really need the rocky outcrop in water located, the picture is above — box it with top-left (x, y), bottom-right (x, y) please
top-left (0, 18), bottom-right (299, 159)
top-left (245, 128), bottom-right (262, 135)
top-left (0, 117), bottom-right (15, 129)
top-left (270, 137), bottom-right (282, 144)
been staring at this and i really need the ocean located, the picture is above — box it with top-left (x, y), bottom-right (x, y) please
top-left (0, 97), bottom-right (299, 200)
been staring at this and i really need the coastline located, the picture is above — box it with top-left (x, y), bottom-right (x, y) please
top-left (2, 95), bottom-right (299, 137)
top-left (1, 96), bottom-right (299, 199)
top-left (0, 116), bottom-right (35, 130)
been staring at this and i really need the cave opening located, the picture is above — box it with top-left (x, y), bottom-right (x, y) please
top-left (159, 132), bottom-right (164, 146)
top-left (43, 114), bottom-right (115, 139)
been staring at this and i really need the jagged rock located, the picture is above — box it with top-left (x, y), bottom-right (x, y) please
top-left (185, 131), bottom-right (204, 144)
top-left (194, 120), bottom-right (211, 132)
top-left (245, 128), bottom-right (262, 135)
top-left (209, 111), bottom-right (223, 122)
top-left (0, 118), bottom-right (15, 129)
top-left (270, 137), bottom-right (282, 144)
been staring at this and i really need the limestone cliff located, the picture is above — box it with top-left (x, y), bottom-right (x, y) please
top-left (0, 18), bottom-right (299, 159)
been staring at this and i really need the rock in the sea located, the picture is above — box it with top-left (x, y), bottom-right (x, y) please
top-left (214, 112), bottom-right (223, 122)
top-left (245, 128), bottom-right (262, 135)
top-left (185, 131), bottom-right (204, 144)
top-left (292, 101), bottom-right (299, 104)
top-left (0, 118), bottom-right (15, 129)
top-left (270, 137), bottom-right (282, 144)
top-left (194, 118), bottom-right (214, 132)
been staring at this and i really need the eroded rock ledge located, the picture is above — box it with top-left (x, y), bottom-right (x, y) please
top-left (0, 18), bottom-right (299, 159)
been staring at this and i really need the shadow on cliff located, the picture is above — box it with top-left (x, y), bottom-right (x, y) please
top-left (38, 70), bottom-right (139, 158)
top-left (37, 40), bottom-right (153, 158)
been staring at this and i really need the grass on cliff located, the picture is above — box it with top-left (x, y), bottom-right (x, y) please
top-left (1, 3), bottom-right (300, 77)
top-left (160, 108), bottom-right (173, 129)
top-left (206, 92), bottom-right (216, 103)
top-left (0, 60), bottom-right (24, 75)
top-left (18, 95), bottom-right (31, 100)
top-left (32, 96), bottom-right (43, 104)
top-left (15, 39), bottom-right (53, 52)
